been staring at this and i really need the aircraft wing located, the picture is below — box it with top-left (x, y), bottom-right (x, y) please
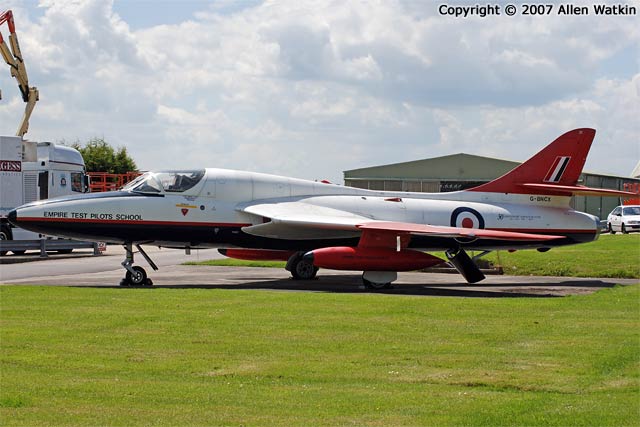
top-left (238, 201), bottom-right (366, 239)
top-left (238, 201), bottom-right (563, 243)
top-left (357, 221), bottom-right (563, 243)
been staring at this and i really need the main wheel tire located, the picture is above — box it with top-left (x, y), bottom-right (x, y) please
top-left (125, 266), bottom-right (147, 286)
top-left (621, 224), bottom-right (628, 234)
top-left (0, 225), bottom-right (11, 256)
top-left (291, 257), bottom-right (319, 280)
top-left (362, 277), bottom-right (392, 290)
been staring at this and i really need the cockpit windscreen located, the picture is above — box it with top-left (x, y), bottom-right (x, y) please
top-left (122, 170), bottom-right (205, 194)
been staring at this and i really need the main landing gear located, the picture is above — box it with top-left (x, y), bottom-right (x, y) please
top-left (361, 271), bottom-right (397, 290)
top-left (286, 252), bottom-right (319, 280)
top-left (120, 243), bottom-right (158, 287)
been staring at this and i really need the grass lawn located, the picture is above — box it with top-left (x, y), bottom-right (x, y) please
top-left (485, 234), bottom-right (639, 279)
top-left (184, 258), bottom-right (287, 268)
top-left (1, 284), bottom-right (639, 426)
top-left (187, 234), bottom-right (640, 279)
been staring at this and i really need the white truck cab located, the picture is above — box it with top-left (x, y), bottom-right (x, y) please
top-left (30, 141), bottom-right (88, 199)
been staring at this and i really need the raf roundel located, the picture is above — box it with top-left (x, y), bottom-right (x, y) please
top-left (450, 207), bottom-right (485, 229)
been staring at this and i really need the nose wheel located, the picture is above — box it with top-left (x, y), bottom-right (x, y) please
top-left (120, 243), bottom-right (157, 287)
top-left (123, 266), bottom-right (151, 287)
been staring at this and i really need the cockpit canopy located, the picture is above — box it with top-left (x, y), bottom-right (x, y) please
top-left (122, 170), bottom-right (205, 194)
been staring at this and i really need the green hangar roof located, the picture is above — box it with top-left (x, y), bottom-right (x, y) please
top-left (343, 153), bottom-right (520, 181)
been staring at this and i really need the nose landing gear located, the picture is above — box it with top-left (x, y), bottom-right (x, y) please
top-left (120, 243), bottom-right (158, 287)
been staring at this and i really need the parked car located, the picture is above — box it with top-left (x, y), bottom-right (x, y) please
top-left (607, 205), bottom-right (640, 234)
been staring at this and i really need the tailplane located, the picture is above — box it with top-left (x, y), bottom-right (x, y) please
top-left (469, 128), bottom-right (632, 197)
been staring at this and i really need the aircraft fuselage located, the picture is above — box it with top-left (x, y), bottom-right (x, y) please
top-left (10, 168), bottom-right (599, 251)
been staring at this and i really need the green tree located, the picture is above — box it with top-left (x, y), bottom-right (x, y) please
top-left (71, 138), bottom-right (137, 173)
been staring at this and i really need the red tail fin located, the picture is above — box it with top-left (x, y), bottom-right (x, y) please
top-left (469, 128), bottom-right (596, 195)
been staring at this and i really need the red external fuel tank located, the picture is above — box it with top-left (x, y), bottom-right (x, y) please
top-left (304, 247), bottom-right (444, 271)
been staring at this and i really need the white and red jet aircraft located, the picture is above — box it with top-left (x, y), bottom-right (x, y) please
top-left (8, 128), bottom-right (631, 287)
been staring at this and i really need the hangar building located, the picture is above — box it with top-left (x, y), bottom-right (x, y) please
top-left (343, 153), bottom-right (640, 219)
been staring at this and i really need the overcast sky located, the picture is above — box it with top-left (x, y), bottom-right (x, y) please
top-left (1, 0), bottom-right (638, 183)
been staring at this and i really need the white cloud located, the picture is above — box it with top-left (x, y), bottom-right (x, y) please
top-left (427, 74), bottom-right (640, 175)
top-left (0, 0), bottom-right (638, 183)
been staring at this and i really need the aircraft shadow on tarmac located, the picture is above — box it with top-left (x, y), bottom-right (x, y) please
top-left (89, 274), bottom-right (620, 298)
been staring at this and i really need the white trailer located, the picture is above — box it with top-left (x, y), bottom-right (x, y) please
top-left (0, 135), bottom-right (89, 254)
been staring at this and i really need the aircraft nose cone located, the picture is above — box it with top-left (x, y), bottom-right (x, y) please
top-left (7, 209), bottom-right (18, 226)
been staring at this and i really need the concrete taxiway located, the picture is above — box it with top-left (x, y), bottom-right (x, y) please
top-left (1, 246), bottom-right (636, 297)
